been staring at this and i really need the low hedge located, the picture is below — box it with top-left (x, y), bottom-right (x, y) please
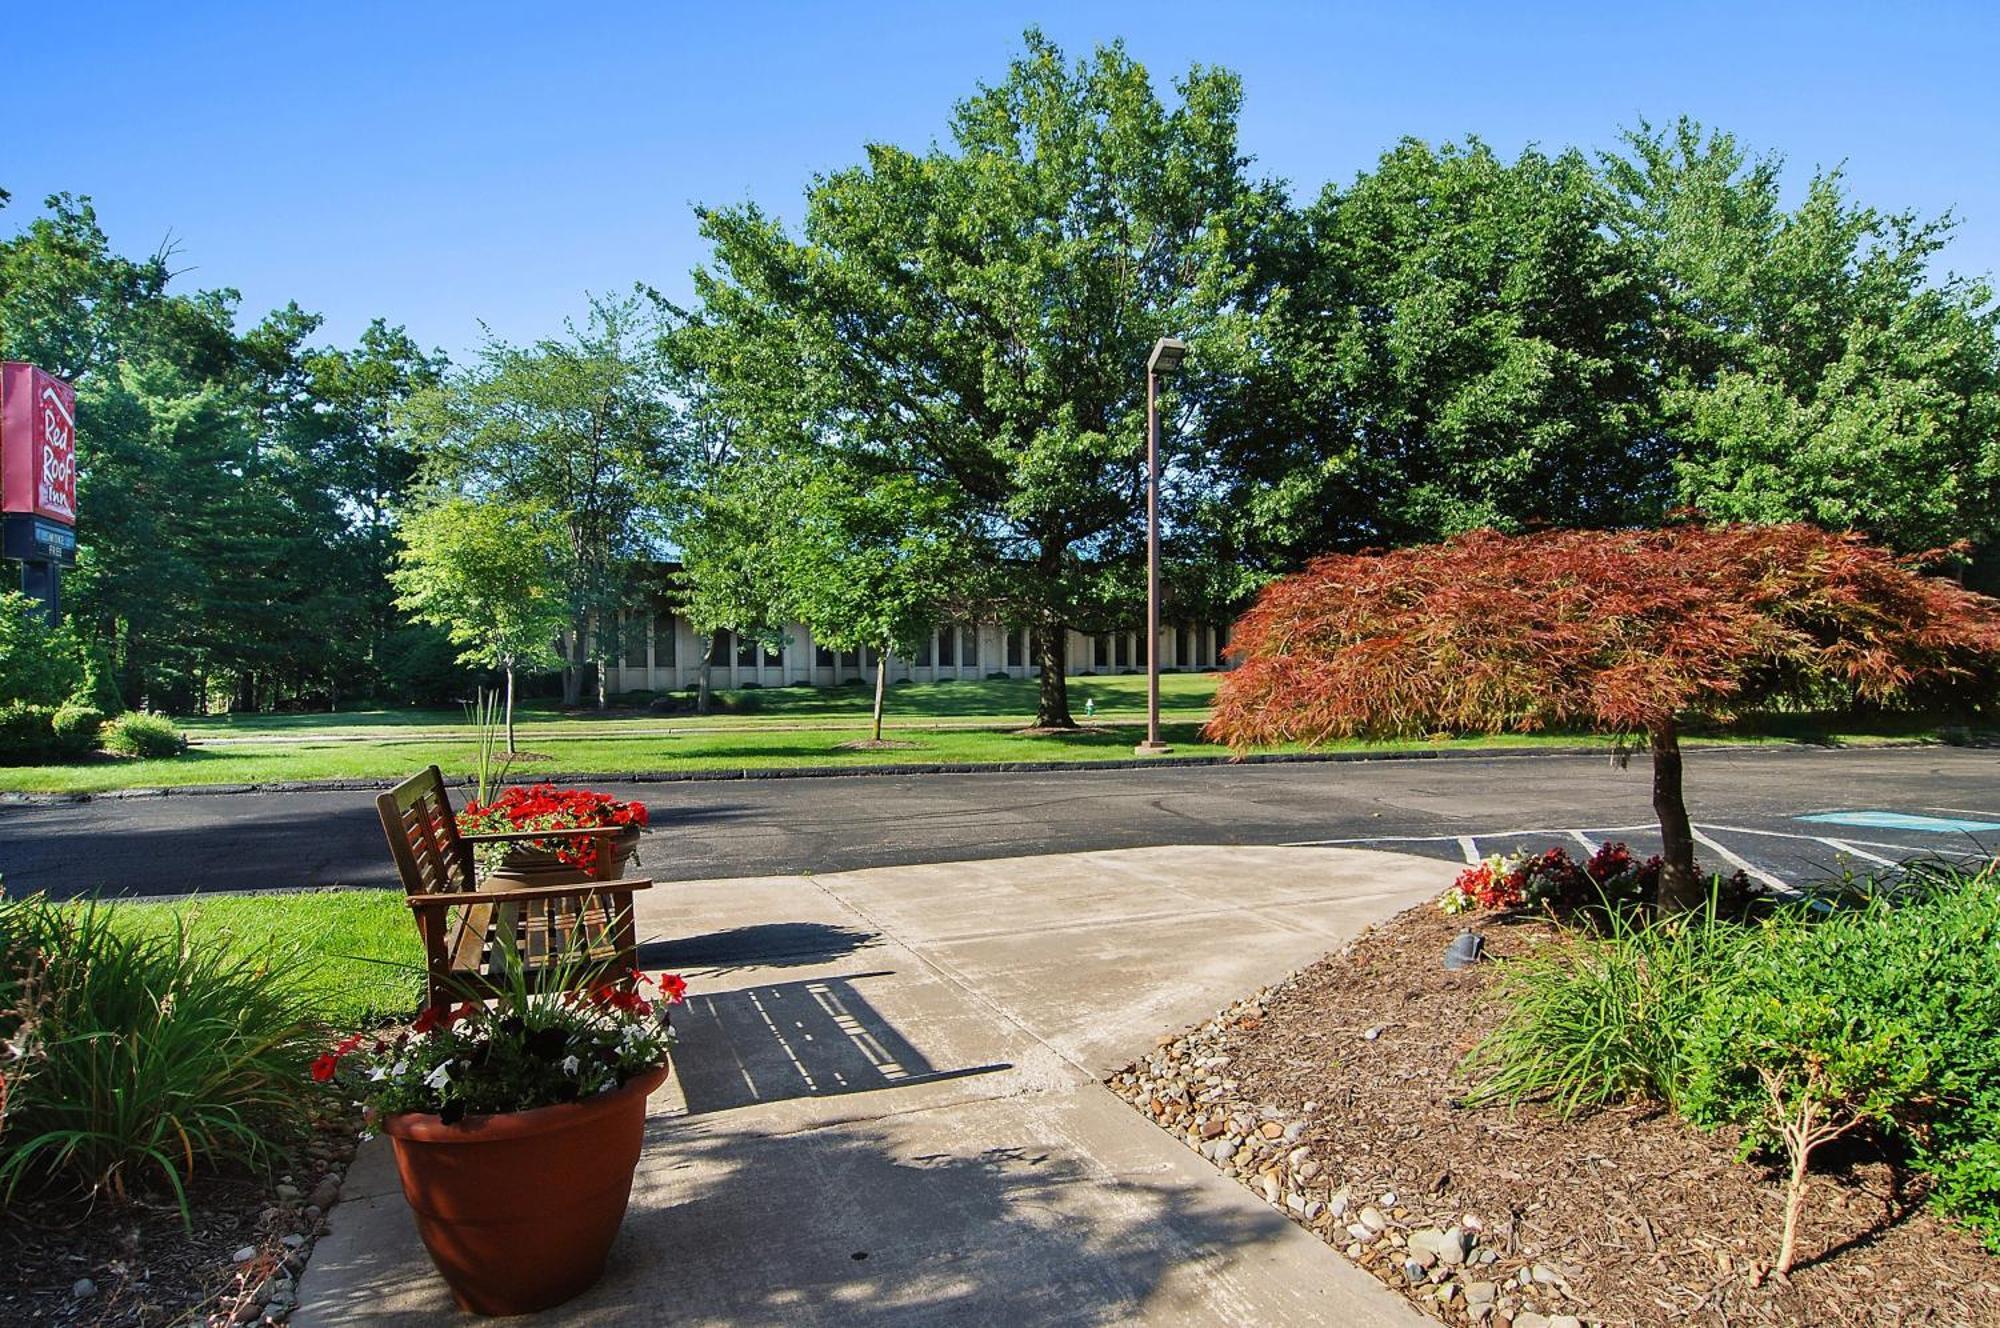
top-left (102, 711), bottom-right (187, 759)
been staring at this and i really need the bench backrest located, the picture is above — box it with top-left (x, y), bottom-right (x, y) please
top-left (376, 765), bottom-right (474, 896)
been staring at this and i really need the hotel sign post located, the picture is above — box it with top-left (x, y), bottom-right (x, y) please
top-left (0, 362), bottom-right (79, 623)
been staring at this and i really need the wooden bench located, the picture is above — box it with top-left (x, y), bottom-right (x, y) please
top-left (376, 765), bottom-right (653, 1013)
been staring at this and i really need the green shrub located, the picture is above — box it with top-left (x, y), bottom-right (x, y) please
top-left (0, 896), bottom-right (321, 1211)
top-left (0, 591), bottom-right (87, 708)
top-left (1464, 897), bottom-right (1757, 1114)
top-left (102, 710), bottom-right (187, 759)
top-left (1680, 928), bottom-right (1933, 1273)
top-left (50, 703), bottom-right (105, 757)
top-left (0, 702), bottom-right (62, 764)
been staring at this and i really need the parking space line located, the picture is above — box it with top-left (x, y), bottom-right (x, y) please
top-left (1690, 828), bottom-right (1795, 895)
top-left (1568, 828), bottom-right (1599, 854)
top-left (1818, 838), bottom-right (1898, 868)
top-left (1456, 835), bottom-right (1479, 865)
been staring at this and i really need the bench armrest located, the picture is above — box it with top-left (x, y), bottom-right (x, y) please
top-left (406, 878), bottom-right (654, 909)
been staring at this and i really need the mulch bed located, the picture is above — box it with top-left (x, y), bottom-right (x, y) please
top-left (0, 1096), bottom-right (360, 1327)
top-left (1109, 903), bottom-right (2000, 1328)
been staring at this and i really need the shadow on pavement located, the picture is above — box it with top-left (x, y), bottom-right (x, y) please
top-left (635, 920), bottom-right (879, 974)
top-left (673, 972), bottom-right (1008, 1113)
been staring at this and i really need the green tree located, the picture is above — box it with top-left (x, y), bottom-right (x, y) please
top-left (680, 31), bottom-right (1282, 727)
top-left (401, 296), bottom-right (672, 707)
top-left (1607, 118), bottom-right (2000, 554)
top-left (390, 498), bottom-right (569, 751)
top-left (762, 459), bottom-right (966, 741)
top-left (1201, 137), bottom-right (1654, 567)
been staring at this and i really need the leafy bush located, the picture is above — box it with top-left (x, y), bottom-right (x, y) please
top-left (102, 710), bottom-right (187, 758)
top-left (50, 703), bottom-right (105, 757)
top-left (1681, 931), bottom-right (1933, 1273)
top-left (0, 702), bottom-right (62, 764)
top-left (0, 592), bottom-right (87, 708)
top-left (0, 896), bottom-right (321, 1211)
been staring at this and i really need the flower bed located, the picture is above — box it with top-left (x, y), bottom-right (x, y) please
top-left (1109, 870), bottom-right (2000, 1327)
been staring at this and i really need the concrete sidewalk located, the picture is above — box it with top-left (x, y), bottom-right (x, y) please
top-left (294, 845), bottom-right (1453, 1326)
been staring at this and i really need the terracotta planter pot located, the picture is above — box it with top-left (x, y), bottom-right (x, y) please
top-left (382, 1063), bottom-right (670, 1316)
top-left (481, 825), bottom-right (640, 891)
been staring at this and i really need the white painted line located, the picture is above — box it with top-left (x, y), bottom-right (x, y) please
top-left (1695, 822), bottom-right (1959, 855)
top-left (1818, 838), bottom-right (1898, 868)
top-left (1690, 828), bottom-right (1796, 896)
top-left (1568, 828), bottom-right (1600, 854)
top-left (1456, 836), bottom-right (1480, 865)
top-left (1281, 824), bottom-right (1654, 849)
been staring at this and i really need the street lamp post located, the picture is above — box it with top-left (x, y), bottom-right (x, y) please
top-left (1136, 336), bottom-right (1186, 756)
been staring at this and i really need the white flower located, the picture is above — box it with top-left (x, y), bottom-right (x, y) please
top-left (390, 1059), bottom-right (409, 1079)
top-left (368, 1065), bottom-right (389, 1082)
top-left (424, 1061), bottom-right (452, 1091)
top-left (561, 1055), bottom-right (581, 1076)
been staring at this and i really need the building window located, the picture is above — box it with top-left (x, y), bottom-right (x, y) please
top-left (622, 616), bottom-right (646, 668)
top-left (1114, 634), bottom-right (1129, 669)
top-left (1178, 626), bottom-right (1194, 670)
top-left (761, 642), bottom-right (782, 670)
top-left (935, 627), bottom-right (955, 668)
top-left (1007, 628), bottom-right (1024, 668)
top-left (655, 614), bottom-right (675, 667)
top-left (736, 633), bottom-right (757, 667)
top-left (815, 643), bottom-right (835, 668)
top-left (1094, 634), bottom-right (1110, 669)
top-left (962, 625), bottom-right (979, 668)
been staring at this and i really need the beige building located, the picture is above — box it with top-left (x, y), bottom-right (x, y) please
top-left (597, 611), bottom-right (1228, 694)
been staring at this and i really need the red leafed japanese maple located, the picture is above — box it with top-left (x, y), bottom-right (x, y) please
top-left (1206, 524), bottom-right (2000, 911)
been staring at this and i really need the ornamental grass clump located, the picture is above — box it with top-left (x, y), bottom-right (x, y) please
top-left (0, 895), bottom-right (319, 1214)
top-left (1464, 891), bottom-right (1759, 1114)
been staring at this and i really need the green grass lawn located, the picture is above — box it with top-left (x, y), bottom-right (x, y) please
top-left (178, 672), bottom-right (1224, 739)
top-left (103, 889), bottom-right (420, 1023)
top-left (0, 705), bottom-right (1956, 795)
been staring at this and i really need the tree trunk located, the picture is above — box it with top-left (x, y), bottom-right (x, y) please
top-left (560, 625), bottom-right (582, 707)
top-left (1033, 623), bottom-right (1074, 729)
top-left (695, 631), bottom-right (717, 715)
top-left (585, 608), bottom-right (607, 710)
top-left (872, 645), bottom-right (889, 743)
top-left (504, 663), bottom-right (518, 755)
top-left (1651, 719), bottom-right (1702, 913)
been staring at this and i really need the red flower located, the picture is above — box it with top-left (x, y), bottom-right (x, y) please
top-left (657, 973), bottom-right (688, 1004)
top-left (411, 1007), bottom-right (439, 1034)
top-left (310, 1054), bottom-right (340, 1083)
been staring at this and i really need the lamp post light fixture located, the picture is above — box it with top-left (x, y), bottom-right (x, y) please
top-left (1136, 336), bottom-right (1187, 756)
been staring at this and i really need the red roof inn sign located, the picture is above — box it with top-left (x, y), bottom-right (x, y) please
top-left (1, 363), bottom-right (79, 618)
top-left (2, 363), bottom-right (77, 525)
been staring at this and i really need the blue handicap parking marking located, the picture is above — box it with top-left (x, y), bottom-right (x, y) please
top-left (1797, 810), bottom-right (2000, 834)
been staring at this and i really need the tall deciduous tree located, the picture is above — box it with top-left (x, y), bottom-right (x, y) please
top-left (400, 295), bottom-right (671, 707)
top-left (1608, 119), bottom-right (2000, 554)
top-left (1206, 524), bottom-right (2000, 912)
top-left (390, 498), bottom-right (569, 751)
top-left (680, 30), bottom-right (1283, 727)
top-left (1199, 138), bottom-right (1654, 567)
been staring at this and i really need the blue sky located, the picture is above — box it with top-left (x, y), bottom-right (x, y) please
top-left (9, 2), bottom-right (1997, 361)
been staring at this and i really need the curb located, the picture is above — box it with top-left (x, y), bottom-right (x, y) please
top-left (0, 739), bottom-right (1942, 807)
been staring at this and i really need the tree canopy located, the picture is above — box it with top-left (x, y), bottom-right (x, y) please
top-left (675, 30), bottom-right (1282, 725)
top-left (1206, 524), bottom-right (2000, 908)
